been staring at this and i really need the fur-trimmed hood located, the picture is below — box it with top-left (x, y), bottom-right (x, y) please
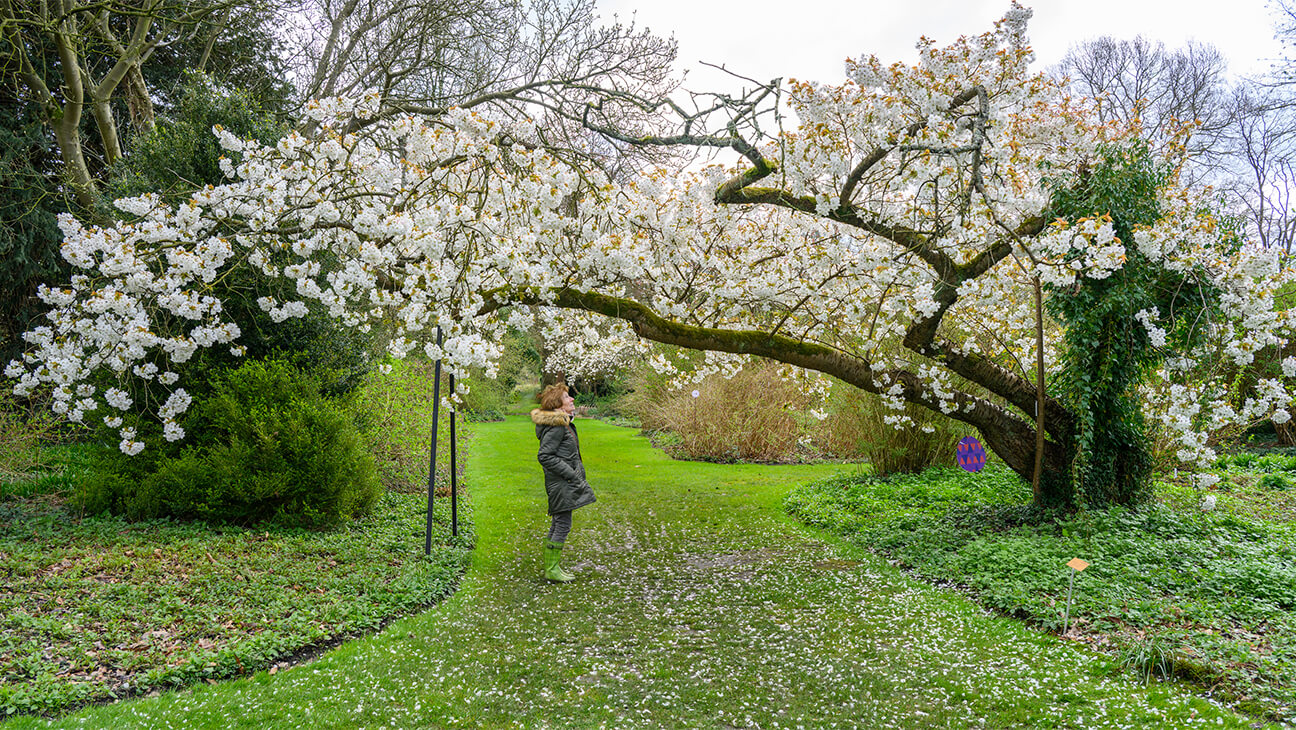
top-left (530, 408), bottom-right (571, 427)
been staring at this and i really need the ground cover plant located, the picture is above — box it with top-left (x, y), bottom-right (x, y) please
top-left (0, 491), bottom-right (470, 719)
top-left (3, 417), bottom-right (1252, 729)
top-left (1199, 453), bottom-right (1296, 524)
top-left (785, 464), bottom-right (1296, 724)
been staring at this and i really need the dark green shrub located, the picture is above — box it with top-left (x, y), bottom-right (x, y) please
top-left (462, 407), bottom-right (505, 423)
top-left (574, 386), bottom-right (631, 423)
top-left (0, 100), bottom-right (67, 365)
top-left (78, 360), bottom-right (379, 527)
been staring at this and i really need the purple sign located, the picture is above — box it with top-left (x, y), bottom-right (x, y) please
top-left (957, 436), bottom-right (987, 473)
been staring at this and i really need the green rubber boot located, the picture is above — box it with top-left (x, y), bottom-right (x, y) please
top-left (543, 540), bottom-right (575, 582)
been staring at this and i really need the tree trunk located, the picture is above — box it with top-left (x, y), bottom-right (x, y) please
top-left (124, 64), bottom-right (155, 134)
top-left (53, 118), bottom-right (99, 215)
top-left (42, 14), bottom-right (100, 215)
top-left (89, 98), bottom-right (123, 167)
top-left (979, 418), bottom-right (1073, 507)
top-left (535, 336), bottom-right (564, 387)
top-left (1277, 420), bottom-right (1296, 446)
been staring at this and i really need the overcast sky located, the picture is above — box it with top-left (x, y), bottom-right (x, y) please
top-left (595, 0), bottom-right (1289, 94)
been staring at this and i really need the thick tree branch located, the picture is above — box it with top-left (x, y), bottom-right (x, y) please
top-left (578, 80), bottom-right (1071, 447)
top-left (478, 286), bottom-right (1060, 479)
top-left (897, 214), bottom-right (1063, 428)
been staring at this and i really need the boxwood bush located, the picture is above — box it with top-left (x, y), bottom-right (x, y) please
top-left (78, 359), bottom-right (380, 527)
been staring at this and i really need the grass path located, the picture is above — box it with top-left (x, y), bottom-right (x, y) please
top-left (7, 417), bottom-right (1252, 728)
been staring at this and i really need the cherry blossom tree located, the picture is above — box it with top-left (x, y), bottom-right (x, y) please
top-left (10, 5), bottom-right (1296, 507)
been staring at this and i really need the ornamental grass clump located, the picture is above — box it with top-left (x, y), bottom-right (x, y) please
top-left (814, 383), bottom-right (972, 476)
top-left (78, 359), bottom-right (380, 527)
top-left (0, 391), bottom-right (60, 485)
top-left (625, 356), bottom-right (969, 471)
top-left (630, 363), bottom-right (807, 463)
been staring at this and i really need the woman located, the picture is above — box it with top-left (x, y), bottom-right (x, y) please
top-left (531, 383), bottom-right (596, 582)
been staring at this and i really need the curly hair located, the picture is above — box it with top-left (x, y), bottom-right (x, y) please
top-left (538, 382), bottom-right (569, 411)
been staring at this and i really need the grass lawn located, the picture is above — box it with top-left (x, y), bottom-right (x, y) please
top-left (5, 417), bottom-right (1255, 728)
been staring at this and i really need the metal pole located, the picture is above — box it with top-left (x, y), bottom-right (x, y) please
top-left (1031, 276), bottom-right (1046, 499)
top-left (449, 373), bottom-right (458, 537)
top-left (425, 327), bottom-right (443, 556)
top-left (1004, 248), bottom-right (1047, 501)
top-left (1064, 569), bottom-right (1075, 634)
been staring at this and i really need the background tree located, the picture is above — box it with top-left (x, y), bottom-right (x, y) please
top-left (0, 88), bottom-right (65, 365)
top-left (1054, 36), bottom-right (1233, 184)
top-left (1055, 14), bottom-right (1296, 258)
top-left (142, 0), bottom-right (295, 111)
top-left (0, 0), bottom-right (234, 213)
top-left (0, 0), bottom-right (287, 360)
top-left (1273, 0), bottom-right (1296, 87)
top-left (1224, 0), bottom-right (1296, 255)
top-left (1228, 84), bottom-right (1296, 254)
top-left (280, 0), bottom-right (676, 156)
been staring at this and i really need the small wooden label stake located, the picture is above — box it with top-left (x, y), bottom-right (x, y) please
top-left (1064, 558), bottom-right (1089, 635)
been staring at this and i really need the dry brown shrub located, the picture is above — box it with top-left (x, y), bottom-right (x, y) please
top-left (630, 363), bottom-right (810, 462)
top-left (620, 362), bottom-right (673, 433)
top-left (622, 357), bottom-right (974, 470)
top-left (813, 383), bottom-right (971, 476)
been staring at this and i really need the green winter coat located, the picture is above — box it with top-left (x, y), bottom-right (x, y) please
top-left (532, 408), bottom-right (597, 515)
